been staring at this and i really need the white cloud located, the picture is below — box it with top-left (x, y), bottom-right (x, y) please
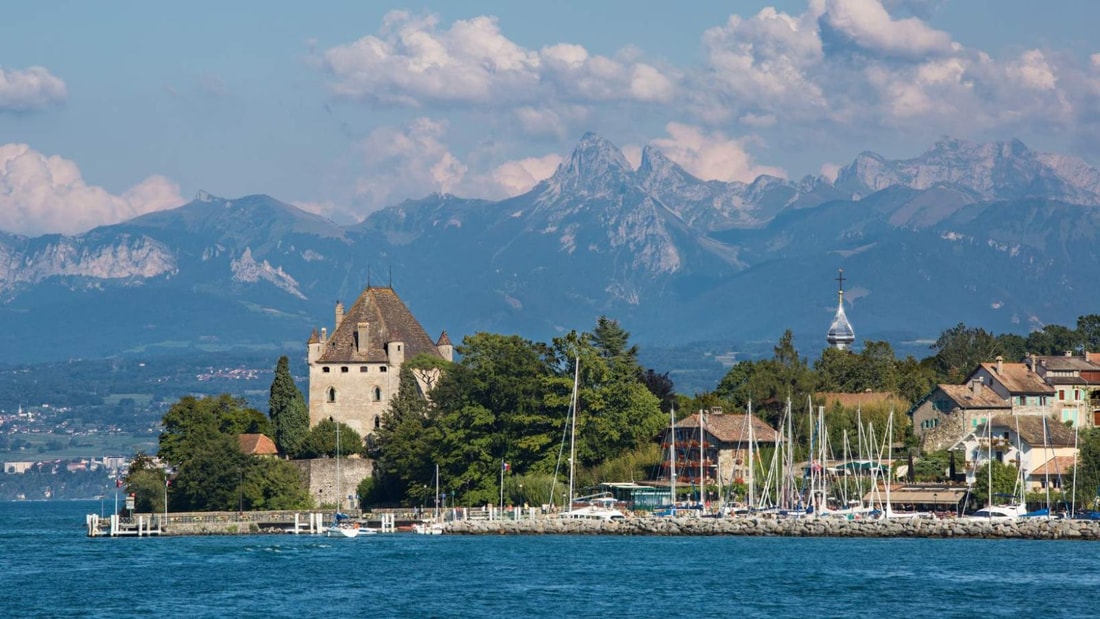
top-left (650, 123), bottom-right (786, 183)
top-left (1008, 50), bottom-right (1057, 91)
top-left (697, 6), bottom-right (828, 122)
top-left (322, 11), bottom-right (676, 110)
top-left (0, 144), bottom-right (182, 236)
top-left (822, 0), bottom-right (955, 58)
top-left (490, 154), bottom-right (563, 196)
top-left (354, 118), bottom-right (468, 208)
top-left (0, 66), bottom-right (67, 112)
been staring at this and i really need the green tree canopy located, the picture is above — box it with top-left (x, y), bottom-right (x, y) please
top-left (269, 355), bottom-right (309, 458)
top-left (154, 394), bottom-right (310, 512)
top-left (299, 418), bottom-right (363, 459)
top-left (929, 323), bottom-right (1002, 383)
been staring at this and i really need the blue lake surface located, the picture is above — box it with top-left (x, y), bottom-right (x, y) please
top-left (3, 500), bottom-right (1098, 618)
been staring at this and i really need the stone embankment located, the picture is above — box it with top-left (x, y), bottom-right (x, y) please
top-left (446, 516), bottom-right (1100, 540)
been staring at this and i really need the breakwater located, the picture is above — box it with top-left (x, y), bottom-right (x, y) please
top-left (446, 515), bottom-right (1100, 540)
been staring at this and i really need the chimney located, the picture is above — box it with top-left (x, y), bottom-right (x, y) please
top-left (970, 378), bottom-right (983, 396)
top-left (321, 327), bottom-right (327, 343)
top-left (356, 322), bottom-right (370, 353)
top-left (334, 301), bottom-right (344, 329)
top-left (1065, 350), bottom-right (1073, 357)
top-left (995, 355), bottom-right (1003, 374)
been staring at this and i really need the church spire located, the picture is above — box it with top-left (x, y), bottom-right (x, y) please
top-left (826, 269), bottom-right (855, 351)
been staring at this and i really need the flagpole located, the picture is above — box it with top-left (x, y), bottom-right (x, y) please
top-left (163, 475), bottom-right (169, 532)
top-left (499, 458), bottom-right (505, 516)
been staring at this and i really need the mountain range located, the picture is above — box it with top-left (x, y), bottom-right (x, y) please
top-left (2, 134), bottom-right (1099, 387)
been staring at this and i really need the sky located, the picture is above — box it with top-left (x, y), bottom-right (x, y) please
top-left (2, 0), bottom-right (1100, 235)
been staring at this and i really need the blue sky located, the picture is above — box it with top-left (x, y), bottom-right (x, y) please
top-left (2, 0), bottom-right (1099, 235)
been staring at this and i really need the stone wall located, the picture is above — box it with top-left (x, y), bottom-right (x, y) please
top-left (294, 457), bottom-right (373, 511)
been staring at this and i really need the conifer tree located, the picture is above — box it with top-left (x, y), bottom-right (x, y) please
top-left (269, 356), bottom-right (309, 458)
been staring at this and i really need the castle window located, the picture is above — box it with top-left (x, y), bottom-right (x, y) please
top-left (327, 387), bottom-right (336, 403)
top-left (380, 366), bottom-right (387, 373)
top-left (341, 366), bottom-right (349, 373)
top-left (322, 367), bottom-right (330, 373)
top-left (374, 416), bottom-right (381, 429)
top-left (373, 387), bottom-right (382, 401)
top-left (360, 366), bottom-right (368, 373)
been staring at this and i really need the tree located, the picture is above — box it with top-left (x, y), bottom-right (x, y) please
top-left (1025, 324), bottom-right (1080, 356)
top-left (895, 356), bottom-right (936, 405)
top-left (298, 418), bottom-right (363, 459)
top-left (929, 323), bottom-right (1002, 382)
top-left (268, 356), bottom-right (309, 458)
top-left (640, 369), bottom-right (675, 413)
top-left (370, 366), bottom-right (438, 504)
top-left (1075, 428), bottom-right (1100, 511)
top-left (403, 352), bottom-right (453, 392)
top-left (125, 451), bottom-right (167, 513)
top-left (1078, 315), bottom-right (1100, 353)
top-left (155, 394), bottom-right (307, 512)
top-left (971, 460), bottom-right (1020, 509)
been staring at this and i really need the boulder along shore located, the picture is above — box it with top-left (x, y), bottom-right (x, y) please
top-left (445, 516), bottom-right (1100, 540)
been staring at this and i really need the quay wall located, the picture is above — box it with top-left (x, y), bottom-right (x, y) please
top-left (293, 457), bottom-right (373, 509)
top-left (445, 516), bottom-right (1100, 540)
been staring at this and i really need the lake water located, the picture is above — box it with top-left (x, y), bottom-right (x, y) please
top-left (3, 500), bottom-right (1098, 618)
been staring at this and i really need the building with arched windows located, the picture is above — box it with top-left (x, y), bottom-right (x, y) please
top-left (306, 285), bottom-right (453, 441)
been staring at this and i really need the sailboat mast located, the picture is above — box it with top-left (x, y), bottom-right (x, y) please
top-left (567, 356), bottom-right (579, 511)
top-left (669, 404), bottom-right (676, 511)
top-left (334, 415), bottom-right (341, 512)
top-left (747, 400), bottom-right (755, 511)
top-left (699, 409), bottom-right (706, 508)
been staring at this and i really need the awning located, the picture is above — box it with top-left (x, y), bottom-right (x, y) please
top-left (862, 487), bottom-right (968, 505)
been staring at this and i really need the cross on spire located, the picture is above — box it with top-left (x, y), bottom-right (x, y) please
top-left (836, 268), bottom-right (845, 292)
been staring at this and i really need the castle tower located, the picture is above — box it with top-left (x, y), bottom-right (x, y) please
top-left (306, 285), bottom-right (448, 440)
top-left (826, 269), bottom-right (855, 351)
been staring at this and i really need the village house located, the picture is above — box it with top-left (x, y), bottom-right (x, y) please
top-left (952, 415), bottom-right (1077, 492)
top-left (1028, 352), bottom-right (1100, 427)
top-left (659, 409), bottom-right (782, 491)
top-left (909, 379), bottom-right (1011, 452)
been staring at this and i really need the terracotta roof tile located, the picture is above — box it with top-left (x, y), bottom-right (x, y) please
top-left (1030, 455), bottom-right (1076, 476)
top-left (989, 415), bottom-right (1076, 448)
top-left (815, 392), bottom-right (905, 409)
top-left (238, 433), bottom-right (278, 456)
top-left (937, 384), bottom-right (1011, 409)
top-left (676, 412), bottom-right (782, 444)
top-left (977, 362), bottom-right (1055, 395)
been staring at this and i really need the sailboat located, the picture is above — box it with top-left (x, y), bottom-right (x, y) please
top-left (560, 357), bottom-right (624, 521)
top-left (325, 416), bottom-right (360, 538)
top-left (413, 465), bottom-right (445, 535)
top-left (654, 404), bottom-right (678, 517)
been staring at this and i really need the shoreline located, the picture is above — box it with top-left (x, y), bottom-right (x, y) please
top-left (445, 515), bottom-right (1100, 540)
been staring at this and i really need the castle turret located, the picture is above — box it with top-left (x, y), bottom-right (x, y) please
top-left (436, 330), bottom-right (453, 362)
top-left (826, 269), bottom-right (855, 351)
top-left (307, 328), bottom-right (322, 364)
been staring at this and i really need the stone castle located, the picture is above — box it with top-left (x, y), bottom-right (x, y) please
top-left (306, 285), bottom-right (452, 440)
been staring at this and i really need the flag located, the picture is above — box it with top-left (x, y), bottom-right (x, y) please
top-left (115, 478), bottom-right (122, 488)
top-left (165, 478), bottom-right (171, 487)
top-left (502, 462), bottom-right (510, 472)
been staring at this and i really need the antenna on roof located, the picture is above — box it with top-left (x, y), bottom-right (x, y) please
top-left (388, 265), bottom-right (393, 289)
top-left (366, 265), bottom-right (371, 289)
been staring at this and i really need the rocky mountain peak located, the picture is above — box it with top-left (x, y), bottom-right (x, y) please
top-left (546, 132), bottom-right (633, 198)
